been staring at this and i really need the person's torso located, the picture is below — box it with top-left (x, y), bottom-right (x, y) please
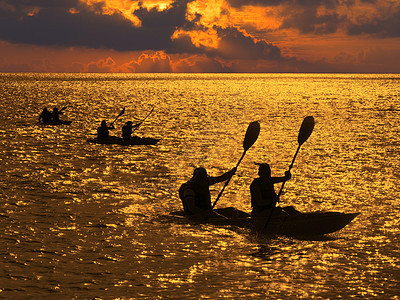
top-left (97, 127), bottom-right (109, 139)
top-left (251, 178), bottom-right (277, 209)
top-left (179, 181), bottom-right (211, 213)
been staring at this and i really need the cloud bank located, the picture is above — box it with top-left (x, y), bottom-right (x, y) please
top-left (0, 0), bottom-right (399, 72)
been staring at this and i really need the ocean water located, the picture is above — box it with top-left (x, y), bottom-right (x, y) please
top-left (0, 73), bottom-right (399, 299)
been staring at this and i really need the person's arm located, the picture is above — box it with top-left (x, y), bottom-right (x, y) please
top-left (271, 171), bottom-right (291, 184)
top-left (209, 167), bottom-right (237, 185)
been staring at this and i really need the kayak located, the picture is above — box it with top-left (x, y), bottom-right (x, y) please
top-left (258, 211), bottom-right (359, 236)
top-left (87, 135), bottom-right (160, 146)
top-left (37, 120), bottom-right (72, 125)
top-left (167, 209), bottom-right (359, 236)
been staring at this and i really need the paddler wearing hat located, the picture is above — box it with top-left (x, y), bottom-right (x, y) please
top-left (250, 163), bottom-right (298, 220)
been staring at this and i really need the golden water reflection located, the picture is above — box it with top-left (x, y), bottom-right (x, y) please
top-left (0, 73), bottom-right (399, 298)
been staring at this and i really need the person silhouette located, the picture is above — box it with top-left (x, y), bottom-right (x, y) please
top-left (52, 107), bottom-right (60, 122)
top-left (97, 120), bottom-right (114, 139)
top-left (250, 163), bottom-right (294, 216)
top-left (38, 107), bottom-right (52, 123)
top-left (179, 167), bottom-right (236, 217)
top-left (121, 121), bottom-right (142, 141)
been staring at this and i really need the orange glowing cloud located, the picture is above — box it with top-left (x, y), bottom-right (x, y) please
top-left (187, 0), bottom-right (231, 28)
top-left (0, 0), bottom-right (399, 73)
top-left (87, 56), bottom-right (120, 72)
top-left (80, 0), bottom-right (175, 26)
top-left (80, 0), bottom-right (142, 26)
top-left (187, 0), bottom-right (282, 32)
top-left (121, 51), bottom-right (173, 72)
top-left (172, 28), bottom-right (220, 49)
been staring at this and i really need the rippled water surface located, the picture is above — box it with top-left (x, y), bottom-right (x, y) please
top-left (0, 73), bottom-right (399, 299)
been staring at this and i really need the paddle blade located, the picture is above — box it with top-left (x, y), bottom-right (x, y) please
top-left (298, 116), bottom-right (315, 145)
top-left (119, 107), bottom-right (126, 117)
top-left (243, 121), bottom-right (260, 150)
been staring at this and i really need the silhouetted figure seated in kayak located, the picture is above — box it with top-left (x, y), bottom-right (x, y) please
top-left (122, 121), bottom-right (142, 141)
top-left (38, 107), bottom-right (52, 123)
top-left (52, 107), bottom-right (60, 122)
top-left (179, 167), bottom-right (247, 219)
top-left (97, 120), bottom-right (114, 140)
top-left (250, 163), bottom-right (299, 227)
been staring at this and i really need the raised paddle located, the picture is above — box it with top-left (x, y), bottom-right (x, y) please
top-left (132, 106), bottom-right (155, 133)
top-left (110, 107), bottom-right (125, 127)
top-left (212, 121), bottom-right (261, 209)
top-left (264, 116), bottom-right (315, 229)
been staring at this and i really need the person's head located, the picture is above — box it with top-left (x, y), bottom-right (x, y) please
top-left (126, 121), bottom-right (133, 127)
top-left (101, 120), bottom-right (107, 127)
top-left (53, 107), bottom-right (58, 112)
top-left (257, 163), bottom-right (271, 178)
top-left (192, 167), bottom-right (208, 186)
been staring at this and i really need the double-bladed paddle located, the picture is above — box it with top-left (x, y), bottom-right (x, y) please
top-left (212, 121), bottom-right (260, 209)
top-left (264, 116), bottom-right (315, 229)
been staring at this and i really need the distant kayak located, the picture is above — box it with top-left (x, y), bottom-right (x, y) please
top-left (87, 135), bottom-right (160, 146)
top-left (167, 210), bottom-right (359, 236)
top-left (37, 120), bottom-right (72, 125)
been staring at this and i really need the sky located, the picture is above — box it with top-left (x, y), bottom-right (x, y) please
top-left (0, 0), bottom-right (399, 73)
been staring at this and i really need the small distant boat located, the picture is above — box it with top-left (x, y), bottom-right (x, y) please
top-left (167, 210), bottom-right (359, 236)
top-left (87, 135), bottom-right (160, 146)
top-left (37, 120), bottom-right (72, 125)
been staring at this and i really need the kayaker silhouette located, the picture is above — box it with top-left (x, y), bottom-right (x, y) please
top-left (250, 163), bottom-right (299, 228)
top-left (122, 121), bottom-right (142, 141)
top-left (52, 107), bottom-right (60, 122)
top-left (179, 167), bottom-right (237, 217)
top-left (97, 120), bottom-right (114, 139)
top-left (38, 107), bottom-right (52, 123)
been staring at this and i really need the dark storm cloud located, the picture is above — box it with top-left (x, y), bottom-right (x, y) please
top-left (226, 0), bottom-right (342, 8)
top-left (212, 26), bottom-right (282, 60)
top-left (0, 0), bottom-right (191, 51)
top-left (280, 6), bottom-right (343, 34)
top-left (0, 0), bottom-right (287, 61)
top-left (226, 0), bottom-right (347, 35)
top-left (228, 0), bottom-right (400, 38)
top-left (169, 25), bottom-right (283, 60)
top-left (347, 11), bottom-right (400, 37)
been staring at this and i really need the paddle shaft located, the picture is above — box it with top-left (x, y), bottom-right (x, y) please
top-left (210, 121), bottom-right (260, 210)
top-left (277, 144), bottom-right (300, 199)
top-left (110, 108), bottom-right (125, 127)
top-left (264, 137), bottom-right (309, 230)
top-left (211, 150), bottom-right (246, 209)
top-left (132, 107), bottom-right (154, 133)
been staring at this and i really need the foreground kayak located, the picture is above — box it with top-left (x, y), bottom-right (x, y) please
top-left (168, 209), bottom-right (359, 236)
top-left (87, 135), bottom-right (160, 146)
top-left (37, 120), bottom-right (72, 125)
